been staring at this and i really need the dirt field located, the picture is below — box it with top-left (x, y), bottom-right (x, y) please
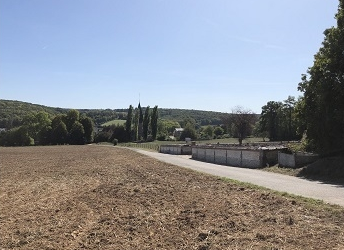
top-left (1, 145), bottom-right (343, 249)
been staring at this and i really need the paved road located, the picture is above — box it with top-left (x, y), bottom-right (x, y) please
top-left (129, 148), bottom-right (344, 207)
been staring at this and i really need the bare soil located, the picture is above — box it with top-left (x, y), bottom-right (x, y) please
top-left (1, 145), bottom-right (343, 250)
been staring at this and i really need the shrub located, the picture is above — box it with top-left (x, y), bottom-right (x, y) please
top-left (113, 139), bottom-right (118, 146)
top-left (157, 134), bottom-right (167, 141)
top-left (94, 131), bottom-right (112, 143)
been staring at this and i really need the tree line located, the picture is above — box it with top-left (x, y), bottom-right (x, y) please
top-left (95, 104), bottom-right (159, 144)
top-left (0, 100), bottom-right (124, 128)
top-left (0, 110), bottom-right (94, 146)
top-left (0, 99), bottom-right (225, 129)
top-left (256, 96), bottom-right (301, 142)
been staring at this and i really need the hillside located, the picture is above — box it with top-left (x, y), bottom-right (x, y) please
top-left (0, 100), bottom-right (66, 128)
top-left (0, 99), bottom-right (227, 128)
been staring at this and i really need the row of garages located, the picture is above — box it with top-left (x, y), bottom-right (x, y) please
top-left (160, 144), bottom-right (318, 168)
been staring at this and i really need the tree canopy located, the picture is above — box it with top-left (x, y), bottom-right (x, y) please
top-left (231, 107), bottom-right (257, 145)
top-left (298, 0), bottom-right (344, 154)
top-left (0, 110), bottom-right (94, 146)
top-left (180, 122), bottom-right (197, 141)
top-left (258, 97), bottom-right (299, 141)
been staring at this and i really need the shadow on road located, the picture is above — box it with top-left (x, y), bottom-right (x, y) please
top-left (297, 157), bottom-right (344, 187)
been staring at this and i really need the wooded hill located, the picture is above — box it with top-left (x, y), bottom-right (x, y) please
top-left (0, 99), bottom-right (227, 128)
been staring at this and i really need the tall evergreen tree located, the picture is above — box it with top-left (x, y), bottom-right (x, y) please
top-left (298, 0), bottom-right (344, 154)
top-left (138, 102), bottom-right (143, 140)
top-left (125, 105), bottom-right (133, 142)
top-left (143, 106), bottom-right (150, 141)
top-left (151, 105), bottom-right (159, 140)
top-left (133, 108), bottom-right (139, 141)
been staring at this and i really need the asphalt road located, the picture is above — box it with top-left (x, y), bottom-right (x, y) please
top-left (129, 148), bottom-right (344, 207)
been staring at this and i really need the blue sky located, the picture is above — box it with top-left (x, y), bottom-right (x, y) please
top-left (0, 0), bottom-right (339, 113)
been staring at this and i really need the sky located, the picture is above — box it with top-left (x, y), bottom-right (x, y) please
top-left (0, 0), bottom-right (339, 113)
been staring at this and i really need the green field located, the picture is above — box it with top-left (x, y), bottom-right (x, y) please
top-left (101, 119), bottom-right (126, 126)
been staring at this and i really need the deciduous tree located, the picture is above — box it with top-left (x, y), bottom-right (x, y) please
top-left (214, 126), bottom-right (224, 137)
top-left (203, 125), bottom-right (214, 139)
top-left (23, 111), bottom-right (51, 141)
top-left (65, 109), bottom-right (80, 131)
top-left (80, 116), bottom-right (94, 143)
top-left (231, 106), bottom-right (256, 145)
top-left (110, 125), bottom-right (127, 143)
top-left (52, 120), bottom-right (68, 144)
top-left (259, 101), bottom-right (283, 141)
top-left (69, 121), bottom-right (85, 145)
top-left (180, 122), bottom-right (197, 141)
top-left (298, 0), bottom-right (344, 154)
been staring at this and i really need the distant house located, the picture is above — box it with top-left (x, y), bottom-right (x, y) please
top-left (94, 126), bottom-right (103, 134)
top-left (0, 128), bottom-right (6, 133)
top-left (173, 128), bottom-right (184, 138)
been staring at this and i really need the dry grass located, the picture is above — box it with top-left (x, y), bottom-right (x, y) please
top-left (261, 165), bottom-right (302, 177)
top-left (262, 159), bottom-right (344, 186)
top-left (1, 145), bottom-right (344, 249)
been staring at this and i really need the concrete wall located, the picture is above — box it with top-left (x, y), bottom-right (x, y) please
top-left (278, 152), bottom-right (319, 168)
top-left (161, 144), bottom-right (282, 168)
top-left (242, 150), bottom-right (262, 168)
top-left (296, 153), bottom-right (318, 166)
top-left (278, 152), bottom-right (295, 168)
top-left (206, 148), bottom-right (215, 163)
top-left (160, 145), bottom-right (191, 155)
top-left (214, 149), bottom-right (227, 165)
top-left (226, 150), bottom-right (242, 167)
top-left (191, 146), bottom-right (276, 168)
top-left (193, 147), bottom-right (206, 161)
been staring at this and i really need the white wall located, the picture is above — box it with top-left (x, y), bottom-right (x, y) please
top-left (192, 147), bottom-right (265, 168)
top-left (278, 152), bottom-right (318, 168)
top-left (226, 150), bottom-right (242, 167)
top-left (160, 145), bottom-right (191, 155)
top-left (278, 152), bottom-right (295, 167)
top-left (242, 150), bottom-right (261, 168)
top-left (214, 149), bottom-right (227, 165)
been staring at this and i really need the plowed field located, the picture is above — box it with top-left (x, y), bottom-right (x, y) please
top-left (1, 145), bottom-right (343, 249)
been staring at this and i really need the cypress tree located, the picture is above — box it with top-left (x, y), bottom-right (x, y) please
top-left (125, 105), bottom-right (133, 142)
top-left (133, 108), bottom-right (139, 141)
top-left (138, 102), bottom-right (143, 140)
top-left (151, 105), bottom-right (158, 141)
top-left (143, 106), bottom-right (150, 141)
